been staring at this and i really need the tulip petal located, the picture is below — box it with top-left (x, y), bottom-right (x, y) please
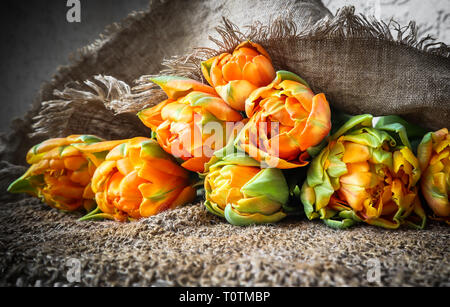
top-left (150, 75), bottom-right (216, 99)
top-left (300, 183), bottom-right (319, 220)
top-left (322, 217), bottom-right (357, 229)
top-left (204, 200), bottom-right (225, 217)
top-left (215, 81), bottom-right (257, 112)
top-left (224, 203), bottom-right (286, 226)
top-left (241, 168), bottom-right (289, 204)
top-left (170, 185), bottom-right (196, 209)
top-left (274, 70), bottom-right (310, 88)
top-left (252, 55), bottom-right (276, 85)
top-left (201, 57), bottom-right (215, 85)
top-left (234, 195), bottom-right (282, 215)
top-left (331, 114), bottom-right (373, 140)
top-left (7, 174), bottom-right (44, 196)
top-left (301, 114), bottom-right (425, 229)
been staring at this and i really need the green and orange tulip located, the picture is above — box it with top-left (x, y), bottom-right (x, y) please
top-left (201, 40), bottom-right (276, 111)
top-left (138, 76), bottom-right (244, 173)
top-left (236, 71), bottom-right (331, 169)
top-left (81, 137), bottom-right (197, 222)
top-left (417, 128), bottom-right (450, 224)
top-left (204, 143), bottom-right (290, 226)
top-left (8, 135), bottom-right (124, 212)
top-left (300, 114), bottom-right (426, 229)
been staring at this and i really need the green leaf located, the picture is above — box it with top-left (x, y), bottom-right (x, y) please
top-left (201, 60), bottom-right (213, 77)
top-left (7, 174), bottom-right (44, 195)
top-left (300, 182), bottom-right (319, 220)
top-left (275, 70), bottom-right (310, 88)
top-left (77, 135), bottom-right (103, 144)
top-left (326, 142), bottom-right (347, 178)
top-left (204, 200), bottom-right (225, 217)
top-left (224, 204), bottom-right (286, 226)
top-left (323, 218), bottom-right (357, 229)
top-left (241, 168), bottom-right (289, 205)
top-left (331, 114), bottom-right (373, 140)
top-left (234, 195), bottom-right (282, 215)
top-left (140, 139), bottom-right (171, 160)
top-left (312, 172), bottom-right (335, 210)
top-left (306, 148), bottom-right (327, 187)
top-left (375, 115), bottom-right (428, 140)
top-left (91, 150), bottom-right (109, 161)
top-left (342, 127), bottom-right (395, 149)
top-left (329, 108), bottom-right (353, 135)
top-left (375, 122), bottom-right (412, 149)
top-left (306, 137), bottom-right (328, 158)
top-left (338, 210), bottom-right (363, 222)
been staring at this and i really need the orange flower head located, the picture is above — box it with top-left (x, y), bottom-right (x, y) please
top-left (417, 128), bottom-right (450, 223)
top-left (87, 137), bottom-right (196, 222)
top-left (8, 135), bottom-right (125, 212)
top-left (138, 76), bottom-right (244, 173)
top-left (203, 142), bottom-right (290, 226)
top-left (201, 40), bottom-right (276, 111)
top-left (301, 115), bottom-right (426, 229)
top-left (236, 70), bottom-right (331, 169)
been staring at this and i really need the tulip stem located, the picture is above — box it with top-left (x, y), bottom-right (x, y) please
top-left (79, 212), bottom-right (114, 221)
top-left (192, 180), bottom-right (204, 188)
top-left (79, 207), bottom-right (115, 221)
top-left (82, 206), bottom-right (101, 217)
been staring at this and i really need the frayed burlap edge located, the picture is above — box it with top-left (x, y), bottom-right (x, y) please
top-left (29, 75), bottom-right (154, 140)
top-left (77, 5), bottom-right (450, 117)
top-left (159, 6), bottom-right (449, 81)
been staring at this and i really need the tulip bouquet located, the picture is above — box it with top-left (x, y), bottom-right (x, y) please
top-left (8, 40), bottom-right (448, 229)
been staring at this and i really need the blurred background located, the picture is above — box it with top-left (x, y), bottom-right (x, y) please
top-left (1, 0), bottom-right (449, 132)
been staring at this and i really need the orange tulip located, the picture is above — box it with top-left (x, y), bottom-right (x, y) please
top-left (417, 128), bottom-right (450, 223)
top-left (8, 135), bottom-right (125, 212)
top-left (301, 115), bottom-right (426, 229)
top-left (82, 137), bottom-right (197, 222)
top-left (204, 143), bottom-right (290, 226)
top-left (236, 71), bottom-right (331, 169)
top-left (201, 40), bottom-right (276, 111)
top-left (138, 76), bottom-right (244, 173)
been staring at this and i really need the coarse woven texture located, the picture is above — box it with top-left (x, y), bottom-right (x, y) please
top-left (1, 0), bottom-right (329, 165)
top-left (1, 0), bottom-right (450, 287)
top-left (0, 197), bottom-right (449, 287)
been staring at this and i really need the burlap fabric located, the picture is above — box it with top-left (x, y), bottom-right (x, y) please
top-left (0, 0), bottom-right (449, 286)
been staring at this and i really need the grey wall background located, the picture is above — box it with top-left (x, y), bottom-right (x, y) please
top-left (1, 0), bottom-right (449, 133)
top-left (0, 0), bottom-right (149, 132)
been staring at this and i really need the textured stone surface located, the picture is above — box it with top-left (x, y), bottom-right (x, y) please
top-left (0, 199), bottom-right (449, 287)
